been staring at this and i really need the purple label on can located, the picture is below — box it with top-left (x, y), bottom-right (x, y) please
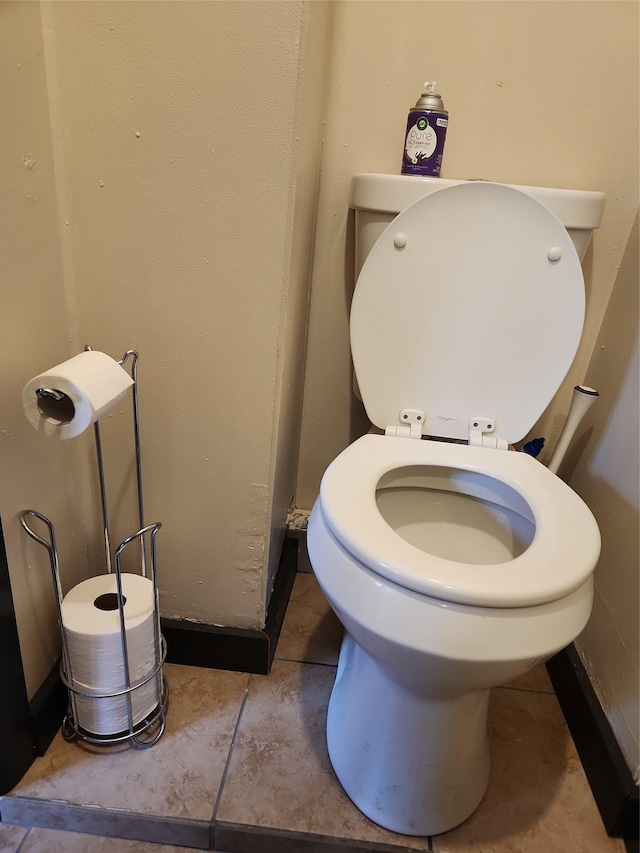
top-left (401, 111), bottom-right (448, 177)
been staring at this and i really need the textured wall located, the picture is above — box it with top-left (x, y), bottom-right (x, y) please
top-left (44, 0), bottom-right (316, 629)
top-left (569, 213), bottom-right (639, 779)
top-left (0, 1), bottom-right (95, 697)
top-left (0, 0), bottom-right (326, 696)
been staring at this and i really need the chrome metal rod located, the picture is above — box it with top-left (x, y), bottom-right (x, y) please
top-left (83, 345), bottom-right (112, 574)
top-left (114, 550), bottom-right (135, 737)
top-left (19, 510), bottom-right (79, 725)
top-left (113, 522), bottom-right (163, 739)
top-left (119, 350), bottom-right (147, 576)
top-left (93, 419), bottom-right (112, 574)
top-left (148, 524), bottom-right (164, 687)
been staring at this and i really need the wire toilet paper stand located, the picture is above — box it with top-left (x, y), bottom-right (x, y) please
top-left (20, 348), bottom-right (168, 749)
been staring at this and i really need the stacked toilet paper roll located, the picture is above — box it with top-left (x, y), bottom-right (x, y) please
top-left (61, 573), bottom-right (160, 737)
top-left (22, 351), bottom-right (134, 439)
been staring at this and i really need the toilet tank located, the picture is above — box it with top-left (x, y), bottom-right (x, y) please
top-left (350, 174), bottom-right (606, 275)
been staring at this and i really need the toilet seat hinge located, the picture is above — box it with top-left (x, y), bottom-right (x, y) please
top-left (385, 408), bottom-right (426, 439)
top-left (468, 416), bottom-right (508, 450)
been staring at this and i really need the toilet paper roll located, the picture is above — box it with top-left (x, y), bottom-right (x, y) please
top-left (22, 351), bottom-right (134, 440)
top-left (61, 573), bottom-right (161, 737)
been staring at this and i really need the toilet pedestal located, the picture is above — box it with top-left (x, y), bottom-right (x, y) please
top-left (327, 633), bottom-right (491, 836)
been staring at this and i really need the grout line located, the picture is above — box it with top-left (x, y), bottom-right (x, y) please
top-left (15, 826), bottom-right (31, 853)
top-left (496, 684), bottom-right (556, 696)
top-left (211, 673), bottom-right (252, 825)
top-left (273, 654), bottom-right (338, 669)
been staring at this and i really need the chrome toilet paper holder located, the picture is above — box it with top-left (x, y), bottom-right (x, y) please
top-left (20, 347), bottom-right (168, 750)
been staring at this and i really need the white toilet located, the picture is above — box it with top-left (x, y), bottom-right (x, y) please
top-left (307, 175), bottom-right (605, 836)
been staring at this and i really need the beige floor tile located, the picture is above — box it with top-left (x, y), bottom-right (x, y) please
top-left (2, 578), bottom-right (627, 853)
top-left (18, 826), bottom-right (196, 852)
top-left (10, 664), bottom-right (248, 823)
top-left (501, 664), bottom-right (555, 694)
top-left (275, 572), bottom-right (343, 665)
top-left (432, 688), bottom-right (625, 853)
top-left (0, 822), bottom-right (27, 853)
top-left (217, 659), bottom-right (430, 850)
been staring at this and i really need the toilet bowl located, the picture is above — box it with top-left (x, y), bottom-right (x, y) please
top-left (307, 176), bottom-right (604, 836)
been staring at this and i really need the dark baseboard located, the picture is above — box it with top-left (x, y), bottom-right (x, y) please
top-left (162, 535), bottom-right (298, 675)
top-left (546, 644), bottom-right (638, 845)
top-left (0, 522), bottom-right (36, 794)
top-left (28, 662), bottom-right (68, 757)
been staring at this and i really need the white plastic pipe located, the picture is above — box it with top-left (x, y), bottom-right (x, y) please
top-left (548, 385), bottom-right (599, 474)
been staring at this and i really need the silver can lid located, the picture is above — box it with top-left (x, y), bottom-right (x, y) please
top-left (413, 81), bottom-right (446, 112)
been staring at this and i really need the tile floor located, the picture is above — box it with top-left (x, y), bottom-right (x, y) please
top-left (0, 571), bottom-right (626, 853)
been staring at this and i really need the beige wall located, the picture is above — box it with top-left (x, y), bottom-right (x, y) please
top-left (568, 214), bottom-right (639, 779)
top-left (297, 0), bottom-right (639, 507)
top-left (0, 1), bottom-right (96, 698)
top-left (268, 0), bottom-right (332, 596)
top-left (1, 0), bottom-right (327, 697)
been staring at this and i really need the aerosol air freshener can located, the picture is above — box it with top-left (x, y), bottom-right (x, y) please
top-left (401, 82), bottom-right (449, 177)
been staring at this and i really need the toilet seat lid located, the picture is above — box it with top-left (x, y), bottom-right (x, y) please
top-left (350, 182), bottom-right (585, 444)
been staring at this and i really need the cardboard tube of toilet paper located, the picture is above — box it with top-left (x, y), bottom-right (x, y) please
top-left (22, 351), bottom-right (134, 439)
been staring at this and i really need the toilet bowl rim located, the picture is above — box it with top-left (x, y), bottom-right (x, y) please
top-left (309, 499), bottom-right (595, 668)
top-left (318, 434), bottom-right (600, 608)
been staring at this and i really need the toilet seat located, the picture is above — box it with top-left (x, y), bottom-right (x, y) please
top-left (319, 434), bottom-right (600, 608)
top-left (350, 181), bottom-right (585, 445)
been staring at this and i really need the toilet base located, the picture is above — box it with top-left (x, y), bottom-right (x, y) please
top-left (326, 633), bottom-right (491, 836)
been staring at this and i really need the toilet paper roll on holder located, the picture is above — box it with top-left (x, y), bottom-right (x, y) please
top-left (20, 347), bottom-right (168, 749)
